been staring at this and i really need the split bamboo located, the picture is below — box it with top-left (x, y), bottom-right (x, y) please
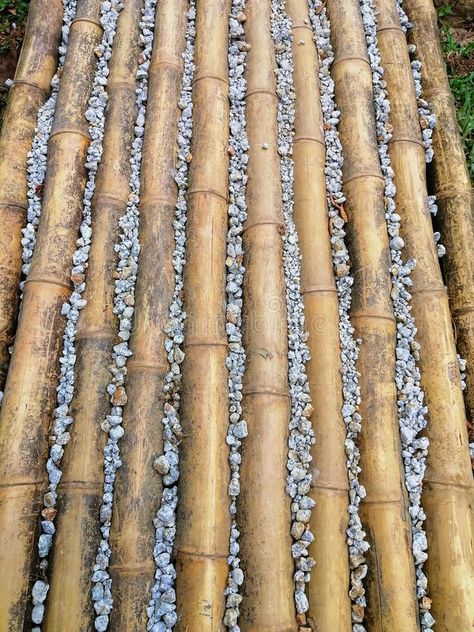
top-left (237, 1), bottom-right (294, 628)
top-left (0, 0), bottom-right (103, 627)
top-left (375, 2), bottom-right (474, 628)
top-left (107, 1), bottom-right (187, 629)
top-left (326, 0), bottom-right (419, 629)
top-left (174, 0), bottom-right (232, 629)
top-left (43, 2), bottom-right (142, 629)
top-left (286, 0), bottom-right (351, 629)
top-left (404, 0), bottom-right (474, 439)
top-left (0, 0), bottom-right (63, 390)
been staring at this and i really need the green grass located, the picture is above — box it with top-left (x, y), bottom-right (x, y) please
top-left (438, 4), bottom-right (474, 180)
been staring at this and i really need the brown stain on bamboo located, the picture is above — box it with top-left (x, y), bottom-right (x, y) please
top-left (404, 0), bottom-right (474, 441)
top-left (174, 1), bottom-right (232, 629)
top-left (237, 1), bottom-right (295, 629)
top-left (376, 1), bottom-right (474, 629)
top-left (326, 0), bottom-right (420, 629)
top-left (107, 1), bottom-right (188, 629)
top-left (286, 0), bottom-right (351, 630)
top-left (43, 1), bottom-right (143, 629)
top-left (0, 0), bottom-right (63, 391)
top-left (0, 0), bottom-right (103, 627)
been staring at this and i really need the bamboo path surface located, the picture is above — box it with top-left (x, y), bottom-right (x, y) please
top-left (375, 1), bottom-right (474, 629)
top-left (0, 0), bottom-right (103, 627)
top-left (326, 0), bottom-right (419, 629)
top-left (238, 0), bottom-right (294, 628)
top-left (174, 0), bottom-right (232, 628)
top-left (287, 0), bottom-right (352, 630)
top-left (0, 0), bottom-right (471, 629)
top-left (0, 0), bottom-right (63, 390)
top-left (404, 0), bottom-right (474, 445)
top-left (108, 1), bottom-right (187, 629)
top-left (44, 1), bottom-right (142, 629)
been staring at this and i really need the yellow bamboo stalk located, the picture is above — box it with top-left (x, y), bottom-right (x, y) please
top-left (326, 0), bottom-right (419, 629)
top-left (375, 2), bottom-right (474, 628)
top-left (236, 1), bottom-right (294, 628)
top-left (286, 0), bottom-right (351, 629)
top-left (0, 1), bottom-right (103, 627)
top-left (404, 0), bottom-right (474, 440)
top-left (0, 0), bottom-right (63, 390)
top-left (107, 1), bottom-right (188, 629)
top-left (43, 2), bottom-right (142, 629)
top-left (173, 0), bottom-right (232, 629)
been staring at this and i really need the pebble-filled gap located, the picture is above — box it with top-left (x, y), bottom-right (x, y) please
top-left (146, 3), bottom-right (195, 629)
top-left (309, 2), bottom-right (370, 629)
top-left (90, 1), bottom-right (157, 628)
top-left (271, 0), bottom-right (316, 620)
top-left (223, 2), bottom-right (249, 629)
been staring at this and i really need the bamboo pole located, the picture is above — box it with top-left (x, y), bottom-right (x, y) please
top-left (107, 1), bottom-right (188, 629)
top-left (286, 0), bottom-right (351, 629)
top-left (0, 0), bottom-right (63, 390)
top-left (375, 2), bottom-right (474, 628)
top-left (43, 2), bottom-right (142, 629)
top-left (326, 1), bottom-right (419, 629)
top-left (236, 1), bottom-right (294, 628)
top-left (403, 0), bottom-right (474, 439)
top-left (174, 0), bottom-right (232, 628)
top-left (0, 1), bottom-right (103, 627)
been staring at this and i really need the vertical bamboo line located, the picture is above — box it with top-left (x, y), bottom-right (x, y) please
top-left (375, 1), bottom-right (474, 629)
top-left (42, 2), bottom-right (142, 629)
top-left (174, 0), bottom-right (232, 628)
top-left (0, 1), bottom-right (103, 627)
top-left (403, 0), bottom-right (474, 437)
top-left (286, 0), bottom-right (351, 629)
top-left (326, 0), bottom-right (419, 629)
top-left (0, 0), bottom-right (63, 390)
top-left (237, 0), bottom-right (295, 628)
top-left (107, 1), bottom-right (188, 629)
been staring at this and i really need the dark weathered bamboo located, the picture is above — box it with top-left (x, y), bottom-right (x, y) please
top-left (237, 1), bottom-right (294, 628)
top-left (43, 2), bottom-right (142, 629)
top-left (287, 0), bottom-right (352, 629)
top-left (0, 1), bottom-right (103, 627)
top-left (174, 0), bottom-right (232, 628)
top-left (107, 1), bottom-right (187, 629)
top-left (326, 0), bottom-right (419, 629)
top-left (375, 2), bottom-right (474, 628)
top-left (404, 0), bottom-right (474, 439)
top-left (0, 0), bottom-right (63, 390)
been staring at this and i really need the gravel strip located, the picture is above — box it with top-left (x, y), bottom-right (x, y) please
top-left (90, 2), bottom-right (156, 629)
top-left (29, 2), bottom-right (122, 630)
top-left (359, 1), bottom-right (434, 628)
top-left (271, 1), bottom-right (316, 619)
top-left (146, 4), bottom-right (195, 630)
top-left (223, 3), bottom-right (249, 630)
top-left (309, 3), bottom-right (369, 629)
top-left (0, 0), bottom-right (77, 410)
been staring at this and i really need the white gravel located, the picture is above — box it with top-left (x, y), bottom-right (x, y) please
top-left (90, 1), bottom-right (156, 629)
top-left (146, 3), bottom-right (195, 630)
top-left (271, 0), bottom-right (316, 618)
top-left (29, 1), bottom-right (122, 630)
top-left (359, 1), bottom-right (434, 629)
top-left (309, 3), bottom-right (369, 629)
top-left (223, 2), bottom-right (249, 629)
